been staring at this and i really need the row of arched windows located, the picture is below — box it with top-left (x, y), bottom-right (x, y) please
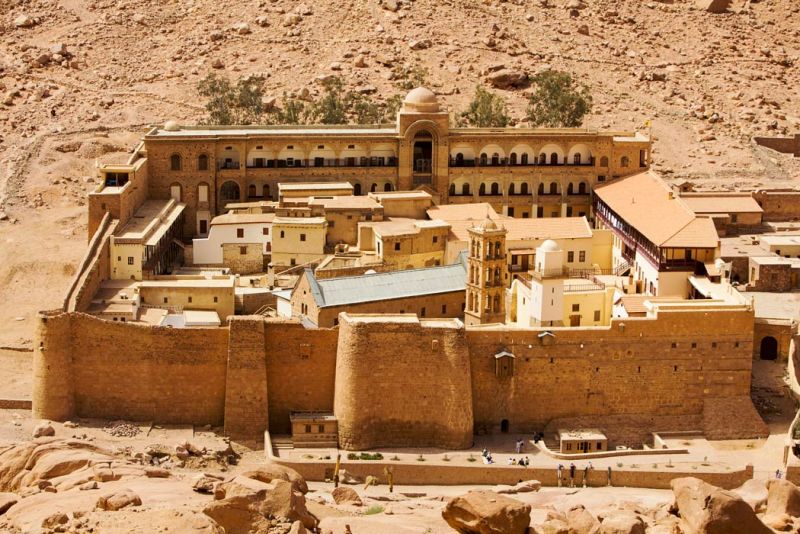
top-left (467, 292), bottom-right (501, 314)
top-left (170, 151), bottom-right (629, 173)
top-left (450, 181), bottom-right (589, 197)
top-left (450, 153), bottom-right (623, 168)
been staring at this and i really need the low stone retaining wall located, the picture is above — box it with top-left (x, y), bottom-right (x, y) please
top-left (0, 399), bottom-right (32, 410)
top-left (274, 458), bottom-right (753, 490)
top-left (265, 432), bottom-right (753, 490)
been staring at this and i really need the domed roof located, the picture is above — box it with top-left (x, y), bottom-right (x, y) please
top-left (539, 239), bottom-right (560, 252)
top-left (402, 87), bottom-right (440, 113)
top-left (477, 217), bottom-right (498, 231)
top-left (163, 120), bottom-right (180, 132)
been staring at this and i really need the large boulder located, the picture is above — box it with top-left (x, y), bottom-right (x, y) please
top-left (240, 463), bottom-right (308, 494)
top-left (670, 477), bottom-right (771, 534)
top-left (442, 490), bottom-right (531, 534)
top-left (486, 69), bottom-right (528, 90)
top-left (766, 479), bottom-right (800, 517)
top-left (95, 489), bottom-right (142, 511)
top-left (598, 512), bottom-right (645, 534)
top-left (204, 475), bottom-right (317, 533)
top-left (331, 486), bottom-right (362, 506)
top-left (567, 504), bottom-right (600, 534)
top-left (695, 0), bottom-right (731, 13)
top-left (539, 518), bottom-right (569, 534)
top-left (733, 479), bottom-right (768, 512)
top-left (0, 439), bottom-right (115, 492)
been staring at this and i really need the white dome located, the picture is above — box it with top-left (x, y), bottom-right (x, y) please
top-left (402, 87), bottom-right (440, 113)
top-left (163, 120), bottom-right (180, 132)
top-left (539, 239), bottom-right (559, 252)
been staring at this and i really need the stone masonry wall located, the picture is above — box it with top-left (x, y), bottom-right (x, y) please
top-left (334, 315), bottom-right (473, 450)
top-left (752, 190), bottom-right (800, 222)
top-left (222, 242), bottom-right (264, 275)
top-left (468, 309), bottom-right (756, 436)
top-left (224, 317), bottom-right (268, 444)
top-left (265, 321), bottom-right (338, 435)
top-left (34, 304), bottom-right (760, 446)
top-left (34, 313), bottom-right (230, 424)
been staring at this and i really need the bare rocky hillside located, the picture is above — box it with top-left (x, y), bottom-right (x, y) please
top-left (0, 0), bottom-right (799, 344)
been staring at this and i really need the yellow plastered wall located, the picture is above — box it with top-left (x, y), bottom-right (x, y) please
top-left (111, 242), bottom-right (144, 280)
top-left (271, 220), bottom-right (327, 267)
top-left (139, 283), bottom-right (235, 319)
top-left (562, 287), bottom-right (615, 327)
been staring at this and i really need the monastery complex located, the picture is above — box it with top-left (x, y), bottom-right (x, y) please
top-left (34, 88), bottom-right (800, 454)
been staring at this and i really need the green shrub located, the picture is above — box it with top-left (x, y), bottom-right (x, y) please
top-left (459, 85), bottom-right (510, 127)
top-left (364, 505), bottom-right (384, 516)
top-left (526, 70), bottom-right (592, 127)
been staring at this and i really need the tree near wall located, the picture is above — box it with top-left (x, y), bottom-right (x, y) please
top-left (197, 73), bottom-right (267, 125)
top-left (459, 85), bottom-right (510, 127)
top-left (526, 70), bottom-right (593, 128)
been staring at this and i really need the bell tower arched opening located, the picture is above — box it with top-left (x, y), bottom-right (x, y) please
top-left (412, 130), bottom-right (434, 185)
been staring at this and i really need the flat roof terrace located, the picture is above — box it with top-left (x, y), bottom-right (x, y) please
top-left (114, 199), bottom-right (185, 245)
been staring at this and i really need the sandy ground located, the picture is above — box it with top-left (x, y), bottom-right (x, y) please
top-left (0, 349), bottom-right (32, 400)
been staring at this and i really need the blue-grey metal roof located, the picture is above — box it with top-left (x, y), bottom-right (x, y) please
top-left (305, 262), bottom-right (467, 308)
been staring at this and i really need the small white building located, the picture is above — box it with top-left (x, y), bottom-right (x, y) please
top-left (193, 213), bottom-right (274, 265)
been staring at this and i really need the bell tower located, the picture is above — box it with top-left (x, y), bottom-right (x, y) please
top-left (465, 218), bottom-right (508, 326)
top-left (397, 87), bottom-right (450, 195)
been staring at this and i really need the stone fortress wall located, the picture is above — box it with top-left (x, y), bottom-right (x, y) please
top-left (33, 303), bottom-right (767, 447)
top-left (333, 315), bottom-right (473, 450)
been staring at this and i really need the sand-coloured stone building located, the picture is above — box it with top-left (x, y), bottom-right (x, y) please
top-left (33, 88), bottom-right (770, 450)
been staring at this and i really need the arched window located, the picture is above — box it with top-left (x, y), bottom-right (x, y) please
top-left (508, 183), bottom-right (516, 195)
top-left (574, 153), bottom-right (582, 165)
top-left (371, 183), bottom-right (378, 192)
top-left (538, 183), bottom-right (545, 195)
top-left (462, 183), bottom-right (470, 196)
top-left (521, 153), bottom-right (528, 165)
top-left (456, 153), bottom-right (464, 166)
top-left (568, 183), bottom-right (575, 195)
top-left (578, 182), bottom-right (587, 194)
top-left (353, 183), bottom-right (362, 196)
top-left (480, 153), bottom-right (488, 166)
top-left (479, 183), bottom-right (487, 196)
top-left (248, 184), bottom-right (257, 198)
top-left (493, 295), bottom-right (500, 313)
top-left (495, 242), bottom-right (501, 258)
top-left (198, 154), bottom-right (209, 171)
top-left (621, 156), bottom-right (630, 168)
top-left (220, 181), bottom-right (240, 201)
top-left (521, 182), bottom-right (529, 195)
top-left (600, 156), bottom-right (609, 167)
top-left (449, 184), bottom-right (456, 196)
top-left (384, 183), bottom-right (392, 192)
top-left (491, 153), bottom-right (500, 166)
top-left (549, 182), bottom-right (558, 195)
top-left (550, 153), bottom-right (558, 165)
top-left (491, 182), bottom-right (499, 195)
top-left (510, 153), bottom-right (517, 165)
top-left (539, 153), bottom-right (546, 165)
top-left (170, 154), bottom-right (182, 171)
